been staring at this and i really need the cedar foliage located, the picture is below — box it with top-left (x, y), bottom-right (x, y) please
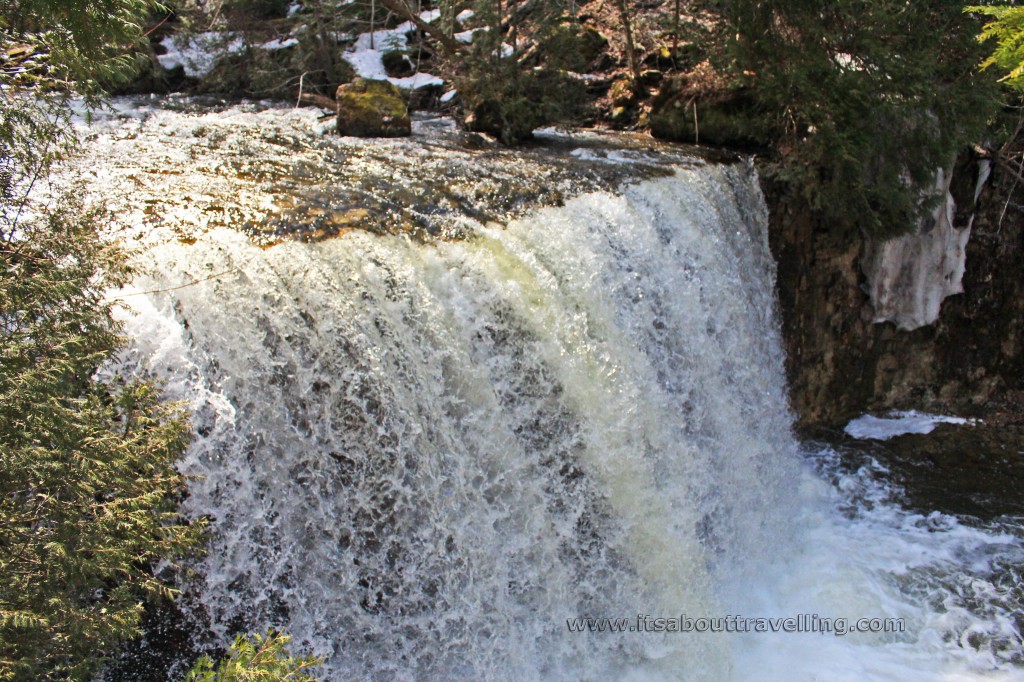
top-left (184, 631), bottom-right (322, 681)
top-left (449, 0), bottom-right (590, 144)
top-left (717, 0), bottom-right (999, 238)
top-left (0, 200), bottom-right (206, 681)
top-left (0, 0), bottom-right (164, 95)
top-left (968, 4), bottom-right (1024, 96)
top-left (0, 1), bottom-right (208, 679)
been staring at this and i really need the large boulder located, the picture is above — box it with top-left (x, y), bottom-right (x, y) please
top-left (650, 78), bottom-right (771, 149)
top-left (336, 78), bottom-right (411, 138)
top-left (381, 50), bottom-right (415, 78)
top-left (462, 68), bottom-right (586, 145)
top-left (543, 23), bottom-right (608, 71)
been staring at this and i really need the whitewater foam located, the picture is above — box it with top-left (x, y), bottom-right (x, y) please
top-left (90, 110), bottom-right (1023, 680)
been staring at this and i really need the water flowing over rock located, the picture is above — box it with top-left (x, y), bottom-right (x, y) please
top-left (117, 160), bottom-right (801, 680)
top-left (85, 105), bottom-right (797, 675)
top-left (70, 101), bottom-right (1023, 681)
top-left (65, 97), bottom-right (694, 245)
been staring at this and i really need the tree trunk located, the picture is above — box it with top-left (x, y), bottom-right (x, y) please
top-left (673, 0), bottom-right (680, 53)
top-left (612, 0), bottom-right (642, 94)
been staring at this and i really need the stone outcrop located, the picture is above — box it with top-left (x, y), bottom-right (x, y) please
top-left (336, 78), bottom-right (411, 138)
top-left (461, 69), bottom-right (584, 145)
top-left (650, 79), bottom-right (771, 149)
top-left (768, 151), bottom-right (1024, 427)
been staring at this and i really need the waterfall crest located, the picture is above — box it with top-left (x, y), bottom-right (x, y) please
top-left (119, 163), bottom-right (804, 680)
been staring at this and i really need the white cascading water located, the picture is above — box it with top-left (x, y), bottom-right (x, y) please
top-left (95, 104), bottom-right (1023, 681)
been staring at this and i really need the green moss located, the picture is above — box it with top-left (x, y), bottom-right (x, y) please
top-left (541, 23), bottom-right (607, 71)
top-left (650, 83), bottom-right (772, 149)
top-left (336, 78), bottom-right (411, 137)
top-left (381, 49), bottom-right (414, 77)
top-left (608, 78), bottom-right (635, 106)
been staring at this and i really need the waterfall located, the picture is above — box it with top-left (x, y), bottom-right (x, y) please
top-left (99, 103), bottom-right (1022, 681)
top-left (117, 163), bottom-right (807, 680)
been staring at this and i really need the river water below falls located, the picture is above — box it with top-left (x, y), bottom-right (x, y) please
top-left (73, 98), bottom-right (1023, 681)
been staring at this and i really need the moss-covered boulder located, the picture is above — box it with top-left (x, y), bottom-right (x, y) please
top-left (336, 78), bottom-right (411, 138)
top-left (381, 50), bottom-right (414, 78)
top-left (542, 23), bottom-right (608, 71)
top-left (650, 78), bottom-right (772, 149)
top-left (461, 68), bottom-right (586, 145)
top-left (608, 78), bottom-right (636, 106)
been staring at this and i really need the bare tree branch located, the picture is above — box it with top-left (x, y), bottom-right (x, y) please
top-left (377, 0), bottom-right (468, 56)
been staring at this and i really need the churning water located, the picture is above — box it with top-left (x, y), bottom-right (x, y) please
top-left (81, 100), bottom-right (1022, 680)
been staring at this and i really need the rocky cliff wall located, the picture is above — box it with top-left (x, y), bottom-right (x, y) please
top-left (767, 153), bottom-right (1024, 428)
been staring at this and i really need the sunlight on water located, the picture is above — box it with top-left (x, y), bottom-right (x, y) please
top-left (100, 107), bottom-right (1023, 680)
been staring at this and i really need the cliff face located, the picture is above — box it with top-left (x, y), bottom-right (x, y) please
top-left (767, 154), bottom-right (1024, 428)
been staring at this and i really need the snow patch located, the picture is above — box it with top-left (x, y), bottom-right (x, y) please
top-left (392, 73), bottom-right (444, 89)
top-left (261, 37), bottom-right (299, 50)
top-left (565, 71), bottom-right (604, 83)
top-left (158, 32), bottom-right (244, 79)
top-left (342, 10), bottom-right (445, 90)
top-left (844, 411), bottom-right (976, 440)
top-left (454, 28), bottom-right (481, 43)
